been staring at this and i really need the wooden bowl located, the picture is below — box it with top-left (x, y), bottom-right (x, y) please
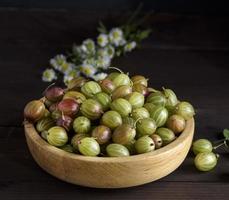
top-left (24, 118), bottom-right (194, 188)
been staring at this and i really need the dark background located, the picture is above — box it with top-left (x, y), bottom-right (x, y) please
top-left (0, 0), bottom-right (228, 15)
top-left (0, 0), bottom-right (229, 199)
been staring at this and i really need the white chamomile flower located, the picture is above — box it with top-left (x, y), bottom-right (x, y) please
top-left (92, 73), bottom-right (108, 81)
top-left (81, 39), bottom-right (95, 55)
top-left (106, 45), bottom-right (115, 58)
top-left (59, 61), bottom-right (75, 75)
top-left (119, 38), bottom-right (127, 46)
top-left (42, 69), bottom-right (57, 82)
top-left (97, 48), bottom-right (108, 58)
top-left (96, 56), bottom-right (111, 69)
top-left (79, 64), bottom-right (97, 77)
top-left (63, 75), bottom-right (74, 85)
top-left (83, 58), bottom-right (97, 66)
top-left (49, 54), bottom-right (66, 70)
top-left (63, 69), bottom-right (80, 85)
top-left (124, 41), bottom-right (137, 52)
top-left (109, 28), bottom-right (124, 46)
top-left (97, 33), bottom-right (108, 47)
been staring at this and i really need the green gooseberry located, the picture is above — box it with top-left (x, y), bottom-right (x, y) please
top-left (131, 75), bottom-right (148, 87)
top-left (93, 92), bottom-right (111, 111)
top-left (106, 144), bottom-right (130, 157)
top-left (136, 118), bottom-right (157, 136)
top-left (146, 92), bottom-right (167, 106)
top-left (63, 91), bottom-right (86, 104)
top-left (73, 116), bottom-right (91, 134)
top-left (113, 73), bottom-right (131, 87)
top-left (144, 102), bottom-right (156, 113)
top-left (194, 152), bottom-right (218, 172)
top-left (110, 98), bottom-right (132, 117)
top-left (106, 72), bottom-right (120, 81)
top-left (156, 127), bottom-right (176, 145)
top-left (135, 136), bottom-right (155, 154)
top-left (36, 117), bottom-right (55, 133)
top-left (112, 124), bottom-right (136, 145)
top-left (112, 85), bottom-right (132, 100)
top-left (47, 126), bottom-right (68, 147)
top-left (162, 87), bottom-right (178, 107)
top-left (122, 116), bottom-right (135, 127)
top-left (125, 92), bottom-right (145, 109)
top-left (81, 81), bottom-right (102, 98)
top-left (124, 139), bottom-right (136, 155)
top-left (174, 101), bottom-right (195, 120)
top-left (60, 144), bottom-right (74, 153)
top-left (78, 137), bottom-right (100, 156)
top-left (149, 105), bottom-right (168, 127)
top-left (71, 133), bottom-right (89, 151)
top-left (101, 110), bottom-right (122, 130)
top-left (80, 99), bottom-right (103, 120)
top-left (131, 107), bottom-right (150, 120)
top-left (192, 139), bottom-right (213, 155)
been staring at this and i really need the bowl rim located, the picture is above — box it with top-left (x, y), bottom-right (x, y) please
top-left (24, 118), bottom-right (194, 163)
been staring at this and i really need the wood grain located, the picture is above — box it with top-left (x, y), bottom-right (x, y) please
top-left (24, 118), bottom-right (194, 188)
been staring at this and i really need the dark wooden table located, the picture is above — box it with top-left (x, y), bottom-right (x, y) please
top-left (0, 9), bottom-right (229, 200)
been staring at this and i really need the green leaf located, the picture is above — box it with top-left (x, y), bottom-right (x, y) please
top-left (97, 21), bottom-right (107, 34)
top-left (223, 129), bottom-right (229, 139)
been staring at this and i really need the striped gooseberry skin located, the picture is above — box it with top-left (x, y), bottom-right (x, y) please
top-left (194, 152), bottom-right (217, 171)
top-left (63, 91), bottom-right (86, 104)
top-left (110, 98), bottom-right (132, 117)
top-left (131, 75), bottom-right (148, 87)
top-left (136, 118), bottom-right (157, 136)
top-left (101, 110), bottom-right (122, 130)
top-left (163, 88), bottom-right (178, 107)
top-left (67, 76), bottom-right (87, 90)
top-left (106, 144), bottom-right (130, 157)
top-left (155, 127), bottom-right (176, 146)
top-left (149, 105), bottom-right (169, 127)
top-left (135, 136), bottom-right (155, 154)
top-left (125, 92), bottom-right (145, 109)
top-left (93, 92), bottom-right (111, 111)
top-left (57, 99), bottom-right (79, 117)
top-left (166, 114), bottom-right (186, 134)
top-left (122, 116), bottom-right (135, 127)
top-left (81, 81), bottom-right (102, 98)
top-left (174, 101), bottom-right (195, 120)
top-left (24, 100), bottom-right (46, 122)
top-left (47, 126), bottom-right (68, 147)
top-left (192, 139), bottom-right (213, 155)
top-left (36, 117), bottom-right (56, 132)
top-left (91, 125), bottom-right (112, 145)
top-left (144, 102), bottom-right (156, 113)
top-left (146, 92), bottom-right (167, 106)
top-left (113, 73), bottom-right (131, 87)
top-left (71, 133), bottom-right (89, 151)
top-left (111, 85), bottom-right (132, 100)
top-left (112, 124), bottom-right (136, 145)
top-left (78, 137), bottom-right (100, 156)
top-left (99, 79), bottom-right (116, 94)
top-left (80, 99), bottom-right (103, 120)
top-left (132, 83), bottom-right (149, 97)
top-left (73, 116), bottom-right (91, 134)
top-left (131, 107), bottom-right (150, 120)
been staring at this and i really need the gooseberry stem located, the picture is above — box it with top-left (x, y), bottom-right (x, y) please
top-left (134, 118), bottom-right (141, 128)
top-left (109, 67), bottom-right (123, 74)
top-left (42, 82), bottom-right (56, 96)
top-left (213, 140), bottom-right (227, 150)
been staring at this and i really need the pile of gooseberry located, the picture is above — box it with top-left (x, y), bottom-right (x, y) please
top-left (24, 69), bottom-right (195, 157)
